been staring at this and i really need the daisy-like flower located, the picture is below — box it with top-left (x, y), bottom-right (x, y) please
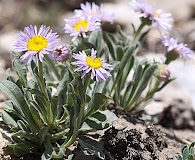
top-left (14, 25), bottom-right (59, 65)
top-left (162, 35), bottom-right (194, 62)
top-left (130, 0), bottom-right (154, 21)
top-left (129, 0), bottom-right (173, 31)
top-left (71, 48), bottom-right (113, 82)
top-left (153, 9), bottom-right (173, 31)
top-left (75, 2), bottom-right (115, 23)
top-left (54, 44), bottom-right (70, 62)
top-left (64, 14), bottom-right (101, 41)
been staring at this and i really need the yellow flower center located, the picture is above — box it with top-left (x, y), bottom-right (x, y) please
top-left (74, 20), bottom-right (89, 31)
top-left (86, 56), bottom-right (103, 69)
top-left (27, 35), bottom-right (48, 52)
top-left (154, 11), bottom-right (161, 18)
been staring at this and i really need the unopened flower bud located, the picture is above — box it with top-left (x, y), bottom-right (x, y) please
top-left (154, 64), bottom-right (170, 81)
top-left (54, 45), bottom-right (70, 62)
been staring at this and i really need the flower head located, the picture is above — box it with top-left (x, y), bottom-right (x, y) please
top-left (129, 0), bottom-right (173, 31)
top-left (64, 14), bottom-right (101, 41)
top-left (14, 25), bottom-right (59, 65)
top-left (54, 45), bottom-right (70, 62)
top-left (162, 35), bottom-right (194, 61)
top-left (153, 9), bottom-right (173, 31)
top-left (130, 0), bottom-right (154, 21)
top-left (71, 48), bottom-right (113, 82)
top-left (75, 2), bottom-right (115, 23)
top-left (154, 64), bottom-right (171, 81)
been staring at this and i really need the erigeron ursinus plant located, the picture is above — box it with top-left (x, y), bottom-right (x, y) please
top-left (0, 0), bottom-right (194, 160)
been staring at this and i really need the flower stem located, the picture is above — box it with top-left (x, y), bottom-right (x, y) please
top-left (132, 78), bottom-right (160, 109)
top-left (38, 60), bottom-right (52, 125)
top-left (133, 22), bottom-right (146, 42)
top-left (38, 60), bottom-right (47, 96)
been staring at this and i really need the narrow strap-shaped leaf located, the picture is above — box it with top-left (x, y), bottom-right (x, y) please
top-left (0, 80), bottom-right (39, 131)
top-left (0, 80), bottom-right (27, 118)
top-left (127, 64), bottom-right (157, 109)
top-left (12, 52), bottom-right (27, 86)
top-left (88, 31), bottom-right (102, 53)
top-left (116, 25), bottom-right (129, 39)
top-left (124, 63), bottom-right (143, 105)
top-left (0, 110), bottom-right (18, 128)
top-left (103, 33), bottom-right (115, 60)
top-left (39, 126), bottom-right (49, 145)
top-left (17, 120), bottom-right (28, 131)
top-left (56, 71), bottom-right (69, 95)
top-left (78, 139), bottom-right (105, 160)
top-left (84, 93), bottom-right (107, 120)
top-left (116, 45), bottom-right (124, 61)
top-left (139, 29), bottom-right (150, 42)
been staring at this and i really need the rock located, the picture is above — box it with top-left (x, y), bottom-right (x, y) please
top-left (144, 101), bottom-right (168, 115)
top-left (0, 30), bottom-right (18, 54)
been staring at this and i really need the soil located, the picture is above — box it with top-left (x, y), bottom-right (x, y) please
top-left (0, 111), bottom-right (195, 160)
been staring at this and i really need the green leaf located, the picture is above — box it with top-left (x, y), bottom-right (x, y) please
top-left (17, 120), bottom-right (28, 131)
top-left (13, 130), bottom-right (39, 142)
top-left (189, 142), bottom-right (195, 150)
top-left (109, 46), bottom-right (135, 96)
top-left (6, 68), bottom-right (17, 83)
top-left (29, 104), bottom-right (44, 127)
top-left (177, 155), bottom-right (182, 160)
top-left (189, 146), bottom-right (195, 155)
top-left (78, 139), bottom-right (105, 160)
top-left (84, 93), bottom-right (108, 120)
top-left (188, 154), bottom-right (194, 160)
top-left (119, 45), bottom-right (135, 70)
top-left (0, 100), bottom-right (14, 111)
top-left (88, 31), bottom-right (102, 53)
top-left (122, 80), bottom-right (135, 107)
top-left (13, 143), bottom-right (31, 156)
top-left (56, 71), bottom-right (69, 96)
top-left (56, 105), bottom-right (69, 124)
top-left (127, 64), bottom-right (157, 110)
top-left (0, 80), bottom-right (26, 117)
top-left (182, 147), bottom-right (189, 159)
top-left (12, 51), bottom-right (27, 86)
top-left (0, 80), bottom-right (40, 132)
top-left (116, 25), bottom-right (129, 39)
top-left (39, 126), bottom-right (49, 145)
top-left (9, 136), bottom-right (38, 156)
top-left (42, 139), bottom-right (53, 160)
top-left (103, 33), bottom-right (115, 60)
top-left (81, 110), bottom-right (117, 131)
top-left (51, 147), bottom-right (66, 159)
top-left (123, 64), bottom-right (143, 109)
top-left (66, 154), bottom-right (74, 160)
top-left (0, 110), bottom-right (17, 128)
top-left (139, 29), bottom-right (150, 42)
top-left (131, 99), bottom-right (153, 113)
top-left (118, 55), bottom-right (135, 96)
top-left (116, 45), bottom-right (124, 61)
